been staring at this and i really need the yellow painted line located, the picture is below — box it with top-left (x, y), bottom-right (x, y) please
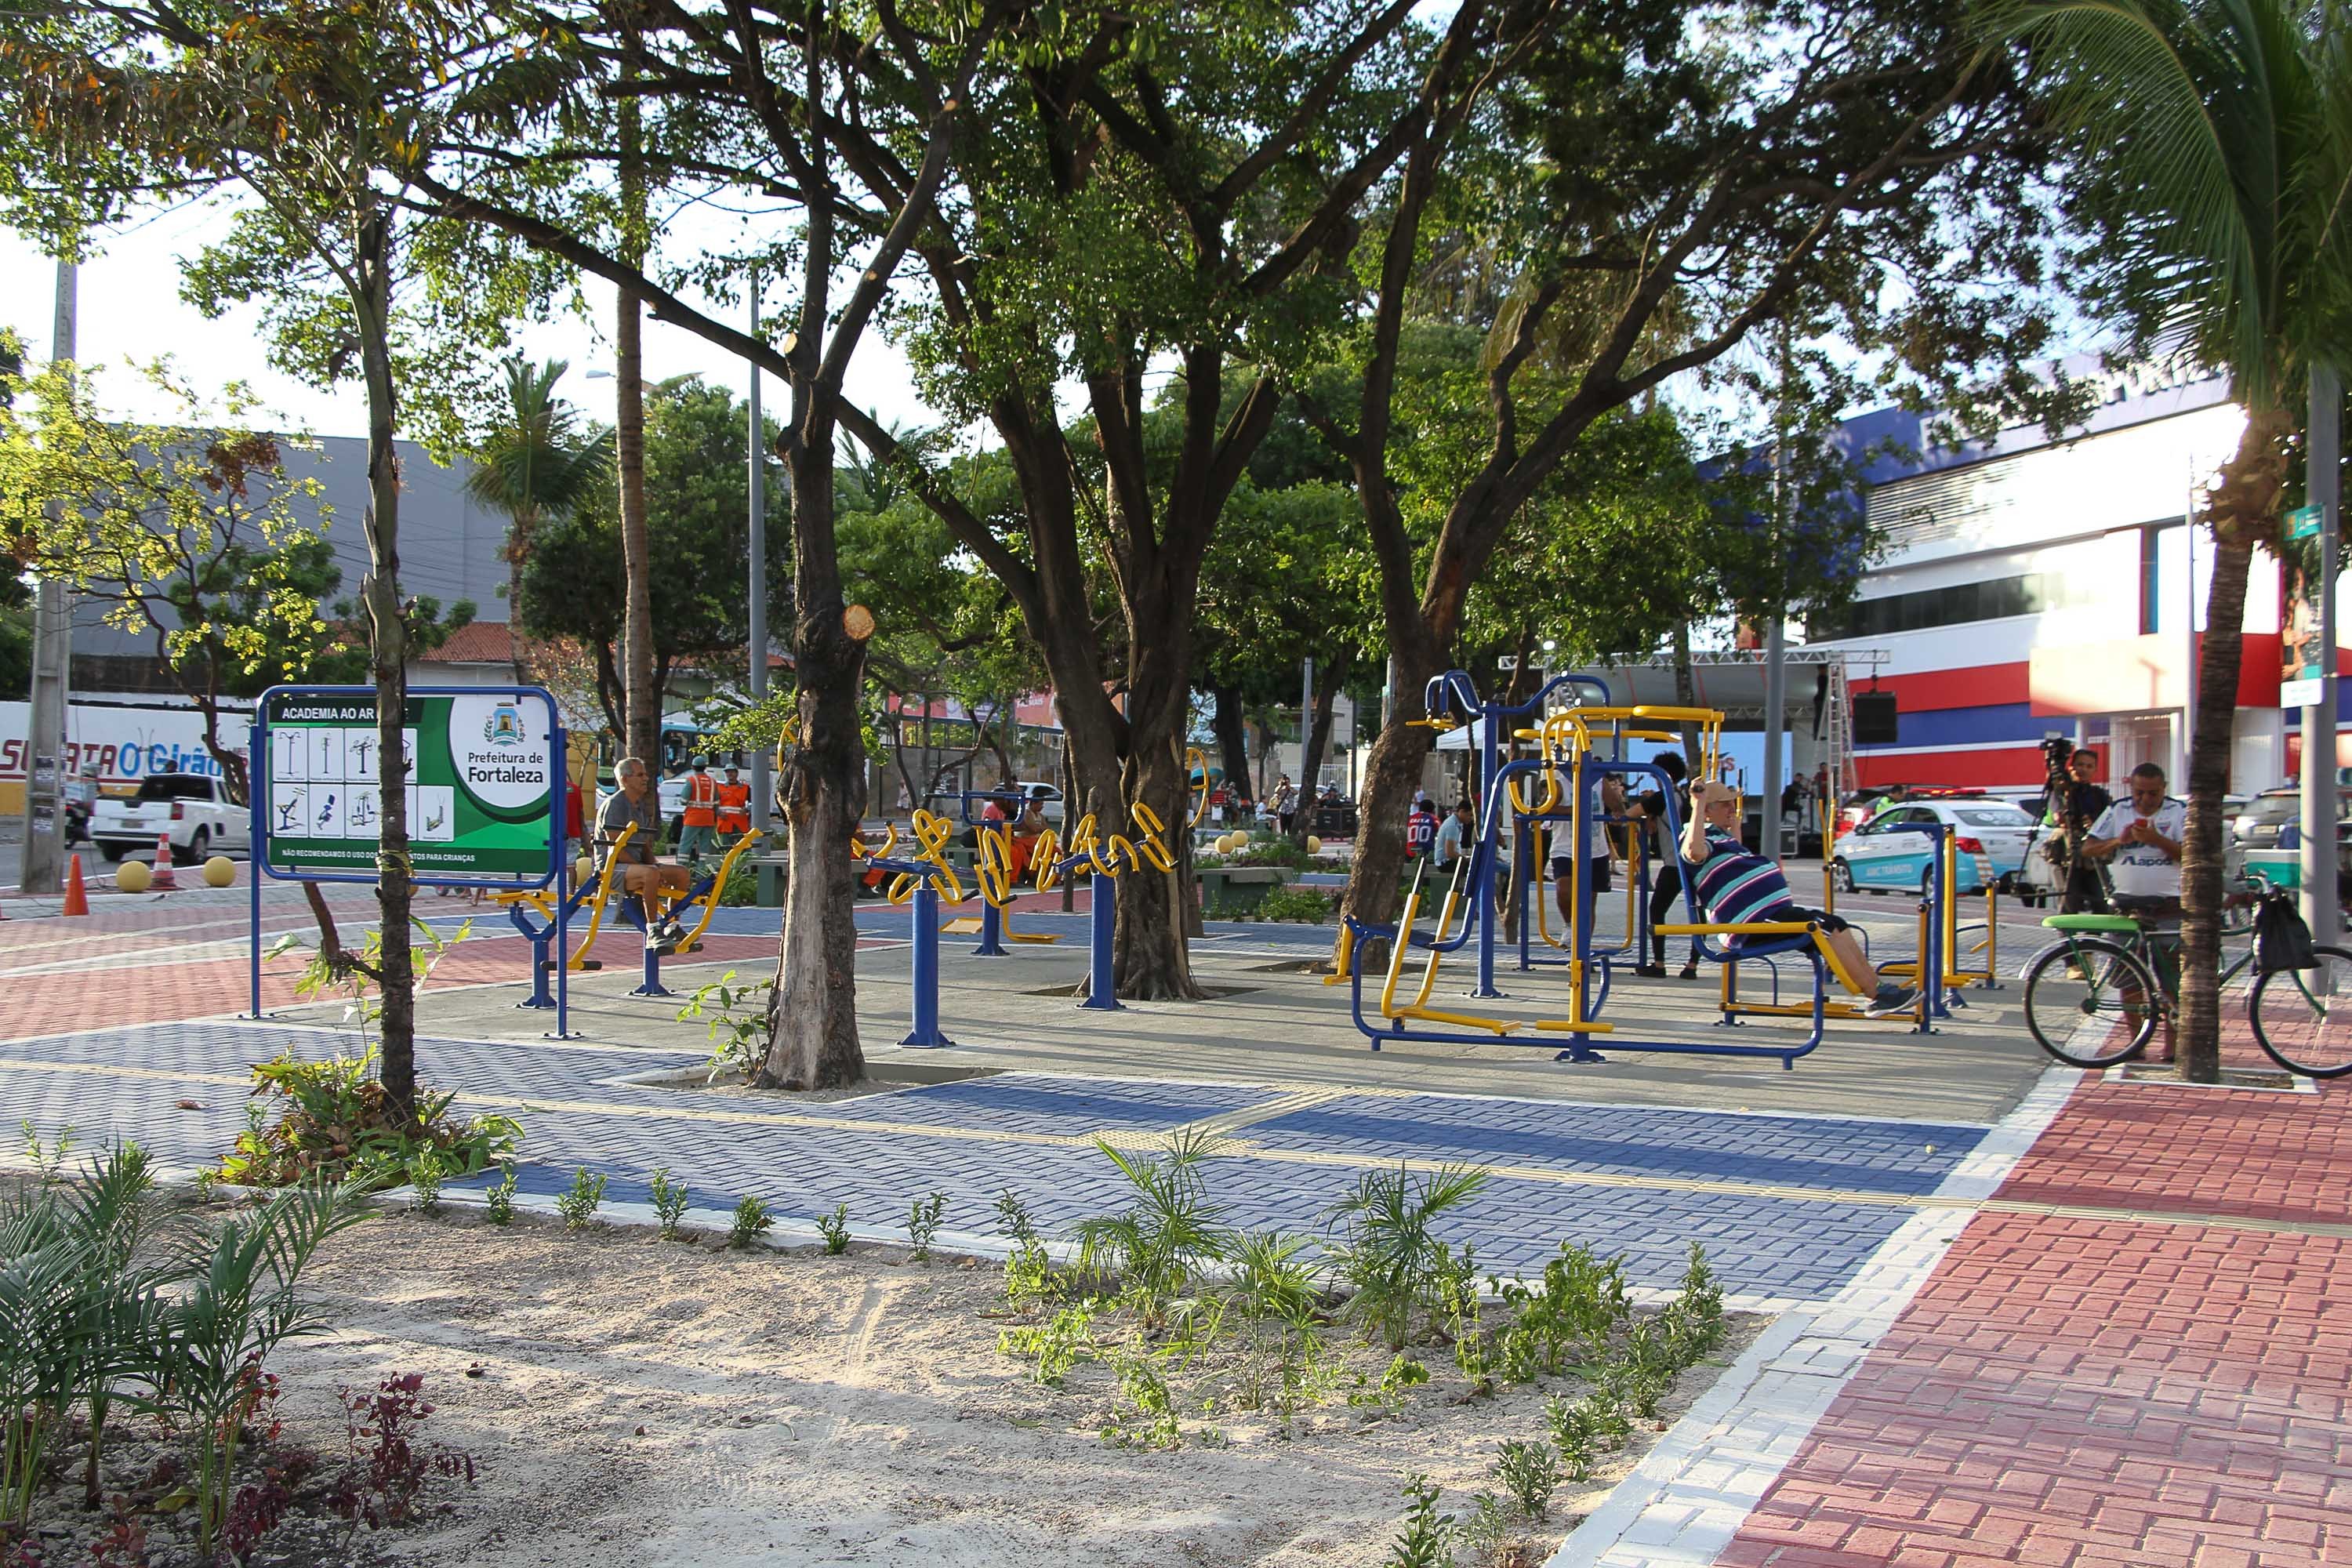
top-left (4, 1054), bottom-right (2342, 1240)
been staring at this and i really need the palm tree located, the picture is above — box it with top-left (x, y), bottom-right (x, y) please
top-left (464, 358), bottom-right (604, 680)
top-left (1990, 0), bottom-right (2352, 1080)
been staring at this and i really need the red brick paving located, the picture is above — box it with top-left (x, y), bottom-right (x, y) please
top-left (1720, 1212), bottom-right (2352, 1567)
top-left (0, 930), bottom-right (785, 1043)
top-left (1998, 1078), bottom-right (2352, 1228)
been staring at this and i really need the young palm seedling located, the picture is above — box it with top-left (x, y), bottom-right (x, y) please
top-left (1073, 1131), bottom-right (1234, 1322)
top-left (1325, 1163), bottom-right (1490, 1350)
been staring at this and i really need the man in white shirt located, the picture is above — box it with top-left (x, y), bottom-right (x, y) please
top-left (2082, 762), bottom-right (2185, 902)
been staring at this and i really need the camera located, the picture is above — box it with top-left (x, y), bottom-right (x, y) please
top-left (2041, 733), bottom-right (2074, 773)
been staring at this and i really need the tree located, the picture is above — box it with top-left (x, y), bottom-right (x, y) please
top-left (1317, 0), bottom-right (2076, 942)
top-left (1992, 0), bottom-right (2352, 1080)
top-left (464, 357), bottom-right (605, 676)
top-left (516, 374), bottom-right (787, 735)
top-left (1, 0), bottom-right (544, 1117)
top-left (0, 361), bottom-right (333, 800)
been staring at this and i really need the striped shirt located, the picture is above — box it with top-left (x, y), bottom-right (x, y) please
top-left (1690, 827), bottom-right (1795, 932)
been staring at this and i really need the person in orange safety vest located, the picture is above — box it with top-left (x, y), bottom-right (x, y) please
top-left (677, 756), bottom-right (720, 864)
top-left (714, 765), bottom-right (752, 836)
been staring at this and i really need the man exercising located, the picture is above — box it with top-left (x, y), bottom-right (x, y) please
top-left (1681, 779), bottom-right (1918, 1017)
top-left (598, 756), bottom-right (693, 953)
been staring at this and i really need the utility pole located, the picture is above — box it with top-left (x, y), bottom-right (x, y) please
top-left (2303, 363), bottom-right (2339, 938)
top-left (17, 260), bottom-right (75, 896)
top-left (1760, 325), bottom-right (1790, 855)
top-left (746, 269), bottom-right (771, 833)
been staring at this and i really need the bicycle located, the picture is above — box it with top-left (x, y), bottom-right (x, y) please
top-left (2021, 887), bottom-right (2352, 1078)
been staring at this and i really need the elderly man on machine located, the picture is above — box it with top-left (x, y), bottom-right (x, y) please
top-left (600, 755), bottom-right (695, 954)
top-left (1679, 779), bottom-right (1919, 1018)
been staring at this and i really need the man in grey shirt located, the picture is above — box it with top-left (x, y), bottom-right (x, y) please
top-left (598, 756), bottom-right (693, 949)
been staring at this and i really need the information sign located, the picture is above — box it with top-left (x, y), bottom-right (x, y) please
top-left (260, 688), bottom-right (559, 881)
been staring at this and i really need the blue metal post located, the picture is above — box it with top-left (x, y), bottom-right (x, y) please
top-left (248, 735), bottom-right (264, 1018)
top-left (1080, 869), bottom-right (1123, 1011)
top-left (1516, 817), bottom-right (1533, 971)
top-left (902, 880), bottom-right (956, 1045)
top-left (974, 897), bottom-right (1008, 956)
top-left (1471, 708), bottom-right (1504, 997)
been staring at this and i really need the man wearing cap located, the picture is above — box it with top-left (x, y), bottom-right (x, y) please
top-left (677, 755), bottom-right (719, 864)
top-left (714, 763), bottom-right (752, 839)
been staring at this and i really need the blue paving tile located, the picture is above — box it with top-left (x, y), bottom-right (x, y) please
top-left (855, 1076), bottom-right (1272, 1136)
top-left (1248, 1094), bottom-right (1987, 1196)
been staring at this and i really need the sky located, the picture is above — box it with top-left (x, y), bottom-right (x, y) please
top-left (0, 201), bottom-right (945, 448)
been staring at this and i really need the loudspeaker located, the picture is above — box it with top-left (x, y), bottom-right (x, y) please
top-left (1852, 691), bottom-right (1899, 745)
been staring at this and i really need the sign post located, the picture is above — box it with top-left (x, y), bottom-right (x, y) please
top-left (247, 686), bottom-right (567, 1030)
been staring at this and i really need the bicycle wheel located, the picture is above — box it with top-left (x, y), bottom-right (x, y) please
top-left (2023, 937), bottom-right (2160, 1067)
top-left (2249, 944), bottom-right (2352, 1078)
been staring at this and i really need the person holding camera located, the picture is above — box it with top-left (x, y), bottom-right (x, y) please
top-left (2046, 745), bottom-right (2115, 913)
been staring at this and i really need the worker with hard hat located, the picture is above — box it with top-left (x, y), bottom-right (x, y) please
top-left (677, 754), bottom-right (720, 864)
top-left (715, 762), bottom-right (752, 837)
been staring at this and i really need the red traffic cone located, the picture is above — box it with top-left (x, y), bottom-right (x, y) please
top-left (61, 854), bottom-right (89, 917)
top-left (149, 833), bottom-right (179, 891)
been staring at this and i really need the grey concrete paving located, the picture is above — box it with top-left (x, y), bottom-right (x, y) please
top-left (284, 887), bottom-right (2055, 1128)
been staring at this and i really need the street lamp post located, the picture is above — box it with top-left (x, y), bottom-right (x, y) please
top-left (2303, 364), bottom-right (2339, 937)
top-left (17, 260), bottom-right (77, 896)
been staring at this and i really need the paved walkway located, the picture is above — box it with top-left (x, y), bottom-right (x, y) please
top-left (0, 885), bottom-right (2345, 1564)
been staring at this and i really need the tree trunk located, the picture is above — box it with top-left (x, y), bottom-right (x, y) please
top-left (1289, 650), bottom-right (1348, 847)
top-left (351, 208), bottom-right (416, 1120)
top-left (2178, 405), bottom-right (2288, 1083)
top-left (616, 93), bottom-right (655, 764)
top-left (757, 414), bottom-right (869, 1089)
top-left (506, 519), bottom-right (532, 682)
top-left (1339, 634), bottom-right (1445, 946)
top-left (1211, 684), bottom-right (1250, 805)
top-left (615, 283), bottom-right (654, 765)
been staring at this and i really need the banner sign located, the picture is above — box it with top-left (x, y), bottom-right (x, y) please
top-left (260, 687), bottom-right (559, 883)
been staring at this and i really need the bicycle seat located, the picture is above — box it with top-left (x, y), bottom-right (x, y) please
top-left (2041, 913), bottom-right (2143, 933)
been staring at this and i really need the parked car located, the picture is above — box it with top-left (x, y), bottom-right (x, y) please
top-left (1831, 797), bottom-right (2038, 895)
top-left (91, 772), bottom-right (251, 865)
top-left (2233, 786), bottom-right (2352, 849)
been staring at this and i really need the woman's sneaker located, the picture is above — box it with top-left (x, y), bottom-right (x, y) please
top-left (1864, 983), bottom-right (1919, 1018)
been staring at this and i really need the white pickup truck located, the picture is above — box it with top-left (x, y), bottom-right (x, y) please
top-left (91, 772), bottom-right (251, 865)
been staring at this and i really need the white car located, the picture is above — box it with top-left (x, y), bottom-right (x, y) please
top-left (91, 772), bottom-right (252, 865)
top-left (1832, 798), bottom-right (2035, 895)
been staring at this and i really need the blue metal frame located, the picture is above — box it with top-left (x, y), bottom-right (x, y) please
top-left (246, 684), bottom-right (568, 1035)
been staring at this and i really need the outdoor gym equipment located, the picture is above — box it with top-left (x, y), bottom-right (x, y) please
top-left (492, 823), bottom-right (633, 1020)
top-left (1033, 802), bottom-right (1175, 1012)
top-left (611, 827), bottom-right (766, 999)
top-left (865, 810), bottom-right (968, 1046)
top-left (1341, 669), bottom-right (1947, 1068)
top-left (955, 823), bottom-right (1062, 956)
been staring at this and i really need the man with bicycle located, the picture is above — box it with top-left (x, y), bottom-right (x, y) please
top-left (2080, 761), bottom-right (2186, 1057)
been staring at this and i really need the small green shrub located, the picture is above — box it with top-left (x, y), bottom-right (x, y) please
top-left (729, 1194), bottom-right (775, 1249)
top-left (555, 1168), bottom-right (606, 1230)
top-left (678, 971), bottom-right (775, 1083)
top-left (216, 1043), bottom-right (522, 1189)
top-left (1348, 1352), bottom-right (1431, 1414)
top-left (906, 1190), bottom-right (946, 1261)
top-left (405, 1149), bottom-right (445, 1214)
top-left (1495, 1241), bottom-right (1633, 1382)
top-left (648, 1167), bottom-right (690, 1240)
top-left (717, 862), bottom-right (757, 906)
top-left (1385, 1475), bottom-right (1454, 1568)
top-left (1437, 1243), bottom-right (1494, 1396)
top-left (997, 1301), bottom-right (1099, 1386)
top-left (1257, 885), bottom-right (1332, 923)
top-left (1493, 1439), bottom-right (1559, 1522)
top-left (1457, 1492), bottom-right (1515, 1566)
top-left (815, 1202), bottom-right (852, 1254)
top-left (484, 1163), bottom-right (518, 1225)
top-left (1102, 1348), bottom-right (1182, 1449)
top-left (19, 1120), bottom-right (76, 1185)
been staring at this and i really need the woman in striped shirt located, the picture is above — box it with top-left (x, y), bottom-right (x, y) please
top-left (1680, 780), bottom-right (1918, 1018)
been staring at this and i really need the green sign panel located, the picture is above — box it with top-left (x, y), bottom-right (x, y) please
top-left (261, 688), bottom-right (557, 880)
top-left (2288, 504), bottom-right (2324, 541)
